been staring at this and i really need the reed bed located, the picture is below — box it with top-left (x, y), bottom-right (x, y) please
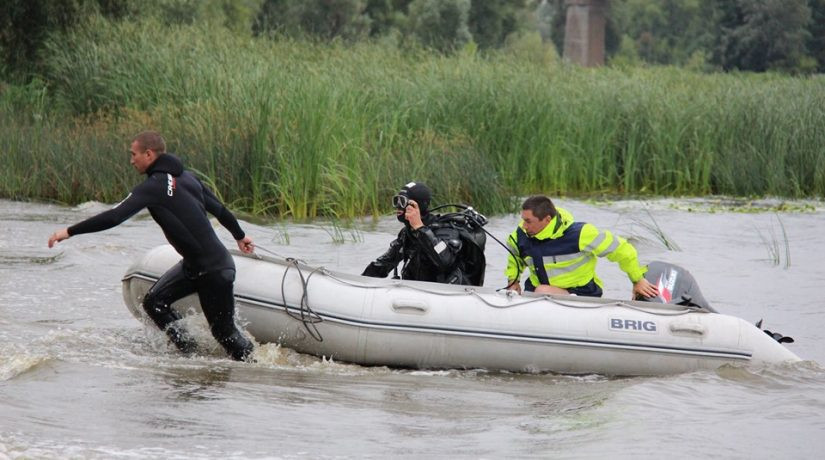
top-left (2, 16), bottom-right (824, 218)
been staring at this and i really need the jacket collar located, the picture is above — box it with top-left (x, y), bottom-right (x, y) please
top-left (520, 207), bottom-right (574, 240)
top-left (146, 153), bottom-right (184, 176)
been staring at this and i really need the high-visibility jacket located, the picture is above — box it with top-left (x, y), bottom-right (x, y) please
top-left (505, 207), bottom-right (646, 296)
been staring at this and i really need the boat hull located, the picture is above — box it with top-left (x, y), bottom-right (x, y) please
top-left (122, 245), bottom-right (801, 375)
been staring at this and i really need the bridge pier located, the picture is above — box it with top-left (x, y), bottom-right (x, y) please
top-left (563, 0), bottom-right (607, 67)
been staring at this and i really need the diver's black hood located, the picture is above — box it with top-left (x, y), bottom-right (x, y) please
top-left (399, 182), bottom-right (431, 214)
top-left (146, 153), bottom-right (184, 176)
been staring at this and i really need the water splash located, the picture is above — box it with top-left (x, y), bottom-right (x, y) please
top-left (0, 352), bottom-right (48, 381)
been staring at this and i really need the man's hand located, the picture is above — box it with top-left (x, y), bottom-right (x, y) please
top-left (633, 278), bottom-right (658, 300)
top-left (405, 200), bottom-right (424, 230)
top-left (506, 279), bottom-right (522, 294)
top-left (237, 236), bottom-right (255, 254)
top-left (48, 228), bottom-right (70, 248)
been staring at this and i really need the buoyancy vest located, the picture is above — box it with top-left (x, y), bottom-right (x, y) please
top-left (505, 207), bottom-right (645, 296)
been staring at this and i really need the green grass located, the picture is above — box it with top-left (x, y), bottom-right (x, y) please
top-left (2, 16), bottom-right (825, 218)
top-left (754, 214), bottom-right (792, 269)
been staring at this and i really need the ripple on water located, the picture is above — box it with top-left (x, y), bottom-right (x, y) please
top-left (0, 252), bottom-right (64, 266)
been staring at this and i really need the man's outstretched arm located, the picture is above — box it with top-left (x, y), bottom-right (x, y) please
top-left (48, 189), bottom-right (148, 247)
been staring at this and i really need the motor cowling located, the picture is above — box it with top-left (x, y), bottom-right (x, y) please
top-left (638, 261), bottom-right (716, 312)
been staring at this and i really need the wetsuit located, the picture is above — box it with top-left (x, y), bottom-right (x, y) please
top-left (362, 214), bottom-right (484, 286)
top-left (68, 153), bottom-right (253, 360)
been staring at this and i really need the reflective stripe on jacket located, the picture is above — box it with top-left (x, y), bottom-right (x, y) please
top-left (505, 207), bottom-right (646, 293)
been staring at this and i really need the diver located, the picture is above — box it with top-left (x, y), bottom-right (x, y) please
top-left (48, 130), bottom-right (256, 361)
top-left (362, 182), bottom-right (487, 286)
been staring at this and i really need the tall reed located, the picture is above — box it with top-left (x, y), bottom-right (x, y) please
top-left (2, 16), bottom-right (824, 219)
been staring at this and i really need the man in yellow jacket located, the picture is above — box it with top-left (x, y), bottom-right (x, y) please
top-left (506, 195), bottom-right (658, 299)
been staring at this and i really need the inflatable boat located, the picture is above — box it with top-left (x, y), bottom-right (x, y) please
top-left (121, 245), bottom-right (801, 376)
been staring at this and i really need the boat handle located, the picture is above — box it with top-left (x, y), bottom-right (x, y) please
top-left (391, 300), bottom-right (429, 314)
top-left (669, 322), bottom-right (706, 335)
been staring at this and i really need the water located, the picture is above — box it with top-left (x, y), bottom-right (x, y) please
top-left (2, 198), bottom-right (824, 459)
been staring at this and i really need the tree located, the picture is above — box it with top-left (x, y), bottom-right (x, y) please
top-left (406, 0), bottom-right (472, 52)
top-left (808, 0), bottom-right (825, 72)
top-left (254, 0), bottom-right (371, 41)
top-left (0, 0), bottom-right (93, 79)
top-left (467, 0), bottom-right (528, 50)
top-left (608, 0), bottom-right (715, 65)
top-left (712, 0), bottom-right (812, 72)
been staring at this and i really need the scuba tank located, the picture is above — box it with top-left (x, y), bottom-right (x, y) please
top-left (429, 204), bottom-right (488, 286)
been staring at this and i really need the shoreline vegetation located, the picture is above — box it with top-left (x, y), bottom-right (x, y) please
top-left (2, 17), bottom-right (825, 219)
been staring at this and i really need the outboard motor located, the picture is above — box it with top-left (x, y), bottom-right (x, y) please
top-left (637, 261), bottom-right (716, 312)
top-left (639, 261), bottom-right (794, 344)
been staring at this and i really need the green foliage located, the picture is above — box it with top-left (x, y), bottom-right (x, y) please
top-left (610, 0), bottom-right (817, 74)
top-left (500, 31), bottom-right (559, 66)
top-left (810, 0), bottom-right (825, 72)
top-left (534, 0), bottom-right (554, 43)
top-left (0, 0), bottom-right (94, 80)
top-left (713, 0), bottom-right (812, 73)
top-left (0, 0), bottom-right (262, 81)
top-left (609, 35), bottom-right (642, 68)
top-left (406, 0), bottom-right (472, 52)
top-left (612, 0), bottom-right (713, 65)
top-left (468, 0), bottom-right (527, 50)
top-left (151, 0), bottom-right (262, 32)
top-left (3, 17), bottom-right (825, 219)
top-left (254, 0), bottom-right (371, 41)
top-left (4, 0), bottom-right (825, 79)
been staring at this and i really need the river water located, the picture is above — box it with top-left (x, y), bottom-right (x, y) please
top-left (1, 197), bottom-right (824, 459)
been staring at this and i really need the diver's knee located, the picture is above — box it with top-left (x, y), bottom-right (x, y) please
top-left (206, 268), bottom-right (235, 286)
top-left (142, 292), bottom-right (180, 328)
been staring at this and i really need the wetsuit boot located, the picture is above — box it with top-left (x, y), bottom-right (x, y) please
top-left (143, 262), bottom-right (199, 354)
top-left (143, 297), bottom-right (199, 354)
top-left (216, 329), bottom-right (255, 361)
top-left (196, 268), bottom-right (256, 361)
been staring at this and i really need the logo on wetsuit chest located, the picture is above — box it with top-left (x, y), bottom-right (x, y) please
top-left (609, 318), bottom-right (657, 333)
top-left (166, 173), bottom-right (176, 197)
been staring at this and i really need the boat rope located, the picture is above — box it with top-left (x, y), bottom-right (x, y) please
top-left (256, 245), bottom-right (326, 342)
top-left (280, 257), bottom-right (326, 342)
top-left (320, 271), bottom-right (700, 316)
top-left (254, 243), bottom-right (702, 343)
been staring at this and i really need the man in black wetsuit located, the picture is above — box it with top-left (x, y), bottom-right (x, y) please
top-left (362, 182), bottom-right (485, 286)
top-left (48, 131), bottom-right (255, 361)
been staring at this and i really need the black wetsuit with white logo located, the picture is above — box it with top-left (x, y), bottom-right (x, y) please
top-left (67, 154), bottom-right (253, 360)
top-left (68, 154), bottom-right (243, 272)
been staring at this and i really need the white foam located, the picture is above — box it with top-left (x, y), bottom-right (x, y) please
top-left (0, 353), bottom-right (46, 381)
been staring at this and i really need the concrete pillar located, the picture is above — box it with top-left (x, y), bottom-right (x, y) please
top-left (563, 0), bottom-right (607, 67)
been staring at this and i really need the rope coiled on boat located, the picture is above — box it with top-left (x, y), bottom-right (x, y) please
top-left (254, 244), bottom-right (704, 343)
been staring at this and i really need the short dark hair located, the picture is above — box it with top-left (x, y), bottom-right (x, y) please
top-left (133, 131), bottom-right (166, 153)
top-left (522, 195), bottom-right (557, 220)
